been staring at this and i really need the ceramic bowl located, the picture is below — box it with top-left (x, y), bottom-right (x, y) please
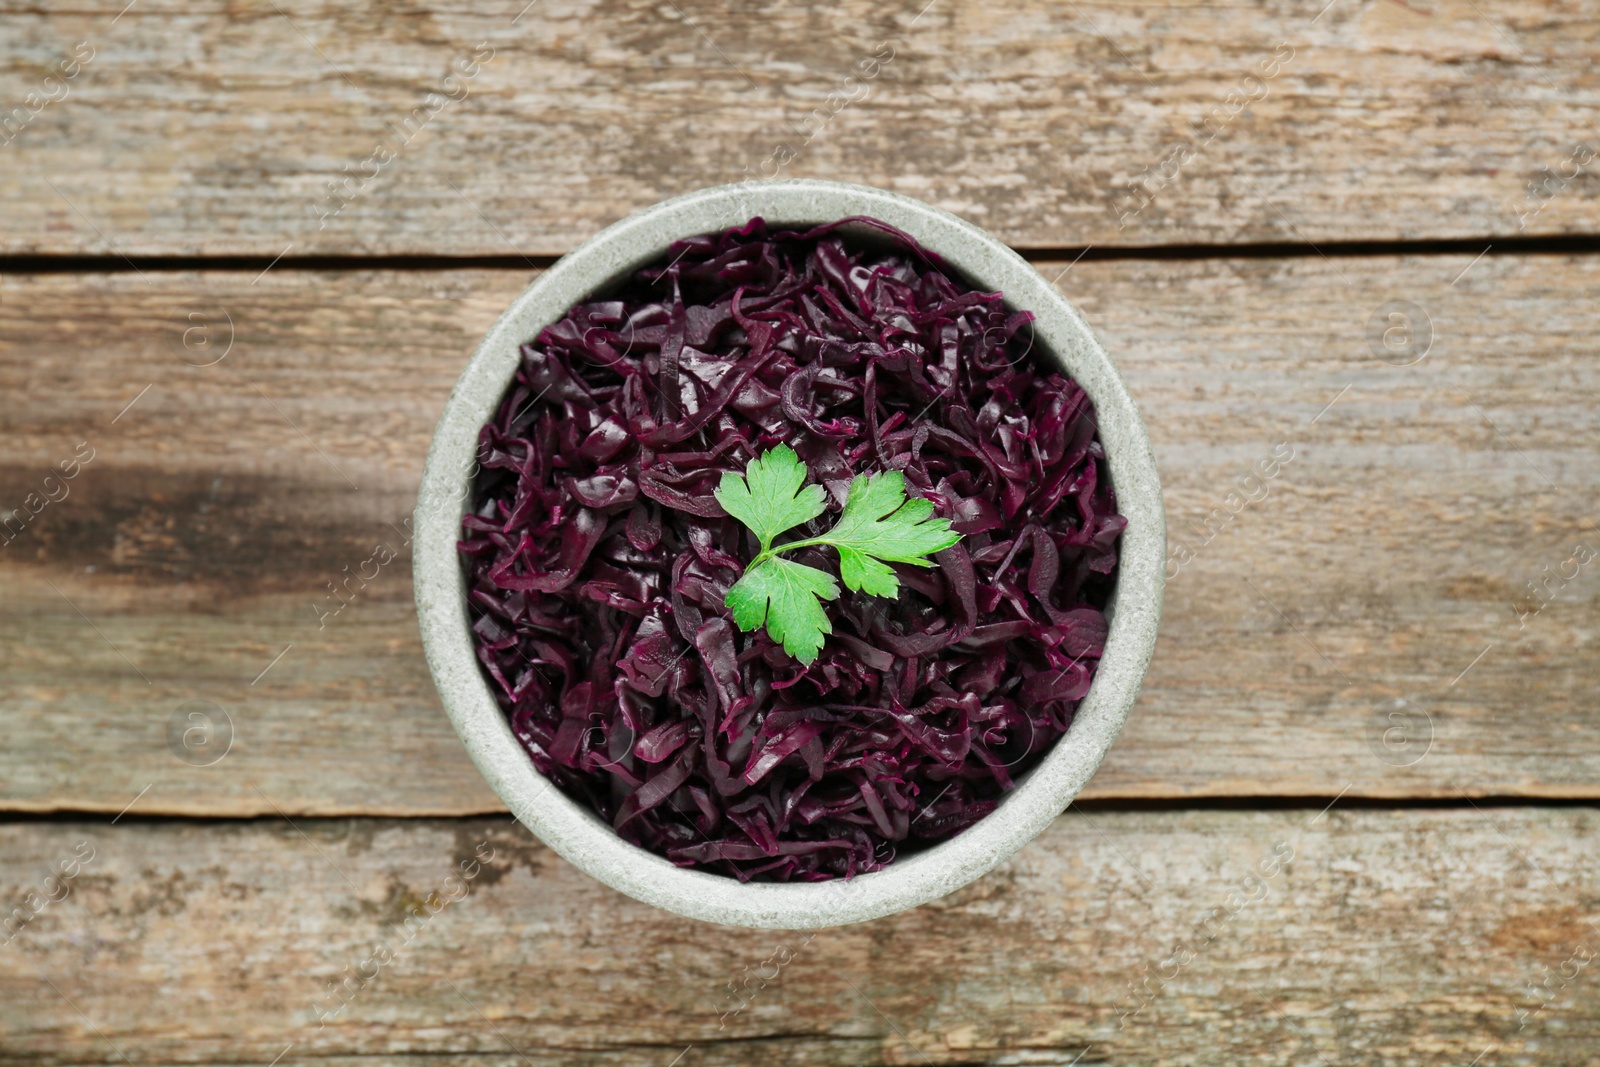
top-left (414, 179), bottom-right (1164, 928)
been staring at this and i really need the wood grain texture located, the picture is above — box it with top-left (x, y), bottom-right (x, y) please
top-left (4, 807), bottom-right (1600, 1065)
top-left (0, 253), bottom-right (1596, 815)
top-left (1, 0), bottom-right (1598, 256)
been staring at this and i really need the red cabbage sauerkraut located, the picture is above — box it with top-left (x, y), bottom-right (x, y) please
top-left (459, 217), bottom-right (1124, 881)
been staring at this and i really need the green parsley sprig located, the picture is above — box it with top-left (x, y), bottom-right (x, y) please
top-left (714, 445), bottom-right (962, 664)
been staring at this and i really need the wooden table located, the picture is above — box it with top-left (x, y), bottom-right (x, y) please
top-left (4, 1), bottom-right (1599, 1063)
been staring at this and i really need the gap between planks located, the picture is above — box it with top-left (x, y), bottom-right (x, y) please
top-left (8, 794), bottom-right (1600, 825)
top-left (2, 233), bottom-right (1600, 275)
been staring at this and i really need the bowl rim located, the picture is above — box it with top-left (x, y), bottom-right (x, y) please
top-left (414, 178), bottom-right (1165, 929)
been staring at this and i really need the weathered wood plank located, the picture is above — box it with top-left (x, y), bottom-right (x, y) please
top-left (0, 254), bottom-right (1597, 816)
top-left (1, 0), bottom-right (1598, 255)
top-left (3, 808), bottom-right (1599, 1064)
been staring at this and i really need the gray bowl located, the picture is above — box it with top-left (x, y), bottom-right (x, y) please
top-left (414, 179), bottom-right (1164, 928)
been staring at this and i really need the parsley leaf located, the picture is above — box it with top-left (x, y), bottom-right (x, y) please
top-left (718, 449), bottom-right (963, 665)
top-left (835, 545), bottom-right (900, 598)
top-left (725, 555), bottom-right (839, 665)
top-left (826, 470), bottom-right (963, 575)
top-left (713, 443), bottom-right (827, 552)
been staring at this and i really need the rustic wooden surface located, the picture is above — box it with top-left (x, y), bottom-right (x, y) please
top-left (2, 255), bottom-right (1597, 816)
top-left (6, 809), bottom-right (1600, 1065)
top-left (2, 0), bottom-right (1599, 255)
top-left (4, 0), bottom-right (1600, 1062)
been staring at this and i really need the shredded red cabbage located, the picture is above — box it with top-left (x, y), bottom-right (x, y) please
top-left (459, 217), bottom-right (1124, 882)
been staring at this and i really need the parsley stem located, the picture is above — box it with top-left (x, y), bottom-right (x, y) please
top-left (749, 534), bottom-right (837, 570)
